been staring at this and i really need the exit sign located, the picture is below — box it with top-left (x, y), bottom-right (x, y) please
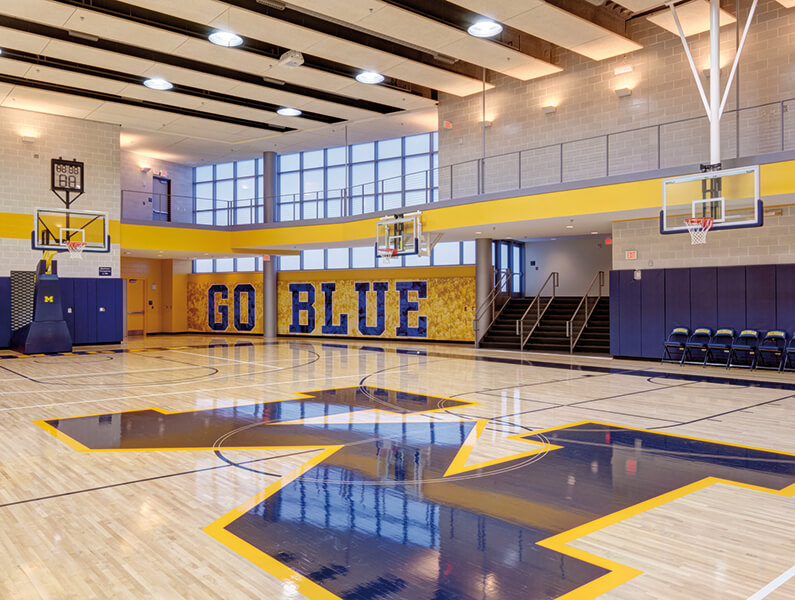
top-left (625, 250), bottom-right (637, 260)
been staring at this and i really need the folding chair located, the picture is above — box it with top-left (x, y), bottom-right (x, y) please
top-left (728, 330), bottom-right (759, 369)
top-left (704, 328), bottom-right (735, 367)
top-left (757, 330), bottom-right (788, 371)
top-left (662, 327), bottom-right (689, 365)
top-left (783, 335), bottom-right (795, 372)
top-left (683, 328), bottom-right (711, 365)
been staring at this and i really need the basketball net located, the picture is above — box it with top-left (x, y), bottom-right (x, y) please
top-left (684, 217), bottom-right (713, 245)
top-left (66, 240), bottom-right (86, 259)
top-left (377, 247), bottom-right (398, 264)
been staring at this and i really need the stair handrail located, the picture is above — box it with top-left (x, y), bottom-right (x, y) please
top-left (566, 271), bottom-right (605, 352)
top-left (516, 272), bottom-right (559, 349)
top-left (473, 268), bottom-right (513, 346)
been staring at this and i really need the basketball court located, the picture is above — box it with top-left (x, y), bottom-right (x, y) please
top-left (0, 0), bottom-right (794, 598)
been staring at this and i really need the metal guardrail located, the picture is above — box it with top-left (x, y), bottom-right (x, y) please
top-left (517, 272), bottom-right (559, 350)
top-left (566, 271), bottom-right (605, 353)
top-left (473, 269), bottom-right (512, 347)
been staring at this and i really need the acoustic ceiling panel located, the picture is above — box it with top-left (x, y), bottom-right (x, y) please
top-left (451, 0), bottom-right (642, 61)
top-left (647, 0), bottom-right (736, 37)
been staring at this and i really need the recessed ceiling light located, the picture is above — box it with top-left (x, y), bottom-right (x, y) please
top-left (355, 71), bottom-right (385, 84)
top-left (475, 231), bottom-right (482, 234)
top-left (467, 20), bottom-right (503, 38)
top-left (143, 78), bottom-right (173, 90)
top-left (566, 225), bottom-right (574, 229)
top-left (277, 107), bottom-right (302, 117)
top-left (208, 30), bottom-right (243, 47)
top-left (591, 231), bottom-right (598, 234)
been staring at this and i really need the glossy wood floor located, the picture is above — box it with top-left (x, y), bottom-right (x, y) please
top-left (1, 335), bottom-right (793, 600)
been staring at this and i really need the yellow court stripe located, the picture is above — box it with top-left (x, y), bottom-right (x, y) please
top-left (203, 446), bottom-right (344, 600)
top-left (443, 419), bottom-right (564, 477)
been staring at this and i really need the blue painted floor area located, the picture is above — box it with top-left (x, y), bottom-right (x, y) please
top-left (41, 386), bottom-right (795, 600)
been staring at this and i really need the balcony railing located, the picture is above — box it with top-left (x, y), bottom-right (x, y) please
top-left (121, 97), bottom-right (793, 226)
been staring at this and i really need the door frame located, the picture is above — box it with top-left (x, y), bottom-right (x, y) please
top-left (125, 277), bottom-right (147, 337)
top-left (152, 176), bottom-right (171, 222)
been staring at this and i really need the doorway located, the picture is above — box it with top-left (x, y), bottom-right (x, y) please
top-left (152, 176), bottom-right (171, 221)
top-left (127, 278), bottom-right (146, 336)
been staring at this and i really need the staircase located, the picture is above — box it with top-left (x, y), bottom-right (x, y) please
top-left (571, 297), bottom-right (610, 354)
top-left (477, 297), bottom-right (534, 349)
top-left (521, 297), bottom-right (581, 353)
top-left (477, 290), bottom-right (611, 355)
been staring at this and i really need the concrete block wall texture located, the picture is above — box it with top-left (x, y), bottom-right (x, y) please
top-left (0, 106), bottom-right (120, 278)
top-left (120, 151), bottom-right (194, 223)
top-left (437, 0), bottom-right (794, 192)
top-left (612, 195), bottom-right (795, 270)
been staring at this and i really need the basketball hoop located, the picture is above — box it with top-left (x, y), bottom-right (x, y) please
top-left (684, 217), bottom-right (713, 245)
top-left (65, 240), bottom-right (86, 259)
top-left (377, 247), bottom-right (398, 264)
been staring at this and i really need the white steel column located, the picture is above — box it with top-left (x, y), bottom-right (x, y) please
top-left (709, 0), bottom-right (721, 164)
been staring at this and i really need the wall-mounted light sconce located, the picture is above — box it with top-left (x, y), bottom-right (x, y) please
top-left (542, 105), bottom-right (557, 114)
top-left (139, 164), bottom-right (151, 173)
top-left (614, 64), bottom-right (633, 76)
top-left (478, 120), bottom-right (492, 128)
top-left (21, 135), bottom-right (37, 143)
top-left (615, 87), bottom-right (632, 98)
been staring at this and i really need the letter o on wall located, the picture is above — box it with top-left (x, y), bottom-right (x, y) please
top-left (234, 284), bottom-right (256, 331)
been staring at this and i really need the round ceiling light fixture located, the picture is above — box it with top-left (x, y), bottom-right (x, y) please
top-left (355, 71), bottom-right (385, 85)
top-left (208, 30), bottom-right (243, 47)
top-left (467, 20), bottom-right (503, 38)
top-left (143, 78), bottom-right (173, 90)
top-left (277, 107), bottom-right (302, 117)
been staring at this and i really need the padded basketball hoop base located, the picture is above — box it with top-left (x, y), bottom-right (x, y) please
top-left (684, 217), bottom-right (713, 245)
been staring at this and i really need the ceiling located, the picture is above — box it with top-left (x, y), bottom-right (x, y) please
top-left (0, 0), bottom-right (770, 166)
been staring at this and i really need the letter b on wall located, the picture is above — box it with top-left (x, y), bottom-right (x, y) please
top-left (289, 283), bottom-right (316, 333)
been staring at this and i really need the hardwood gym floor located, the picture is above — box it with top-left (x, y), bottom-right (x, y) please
top-left (0, 336), bottom-right (793, 600)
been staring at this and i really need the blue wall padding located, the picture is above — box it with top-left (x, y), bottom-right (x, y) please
top-left (610, 263), bottom-right (794, 359)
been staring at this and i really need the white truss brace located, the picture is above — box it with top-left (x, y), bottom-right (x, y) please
top-left (667, 0), bottom-right (759, 165)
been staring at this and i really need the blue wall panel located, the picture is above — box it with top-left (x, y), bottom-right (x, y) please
top-left (716, 267), bottom-right (746, 332)
top-left (689, 267), bottom-right (717, 330)
top-left (611, 263), bottom-right (787, 359)
top-left (0, 278), bottom-right (10, 348)
top-left (746, 265), bottom-right (776, 331)
top-left (776, 264), bottom-right (795, 334)
top-left (609, 270), bottom-right (620, 356)
top-left (73, 278), bottom-right (98, 344)
top-left (96, 279), bottom-right (123, 343)
top-left (640, 269), bottom-right (666, 359)
top-left (618, 270), bottom-right (641, 357)
top-left (59, 278), bottom-right (75, 342)
top-left (664, 269), bottom-right (690, 334)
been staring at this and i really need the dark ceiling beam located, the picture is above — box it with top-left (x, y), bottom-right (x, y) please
top-left (0, 73), bottom-right (295, 132)
top-left (0, 14), bottom-right (403, 115)
top-left (214, 0), bottom-right (487, 80)
top-left (50, 0), bottom-right (437, 100)
top-left (544, 0), bottom-right (630, 35)
top-left (379, 0), bottom-right (554, 64)
top-left (0, 48), bottom-right (343, 124)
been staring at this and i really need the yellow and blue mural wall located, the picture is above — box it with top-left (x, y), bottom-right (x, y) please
top-left (187, 266), bottom-right (475, 342)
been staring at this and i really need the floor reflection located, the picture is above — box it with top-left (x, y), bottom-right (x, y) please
top-left (39, 387), bottom-right (795, 599)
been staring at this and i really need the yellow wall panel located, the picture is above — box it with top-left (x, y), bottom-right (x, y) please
top-left (186, 267), bottom-right (475, 342)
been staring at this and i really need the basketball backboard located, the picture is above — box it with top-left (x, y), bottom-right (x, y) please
top-left (377, 212), bottom-right (424, 257)
top-left (660, 165), bottom-right (762, 235)
top-left (32, 207), bottom-right (110, 253)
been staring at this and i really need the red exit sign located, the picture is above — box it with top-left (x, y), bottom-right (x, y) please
top-left (625, 250), bottom-right (637, 260)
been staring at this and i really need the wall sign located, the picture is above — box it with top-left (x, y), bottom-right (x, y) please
top-left (98, 267), bottom-right (112, 277)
